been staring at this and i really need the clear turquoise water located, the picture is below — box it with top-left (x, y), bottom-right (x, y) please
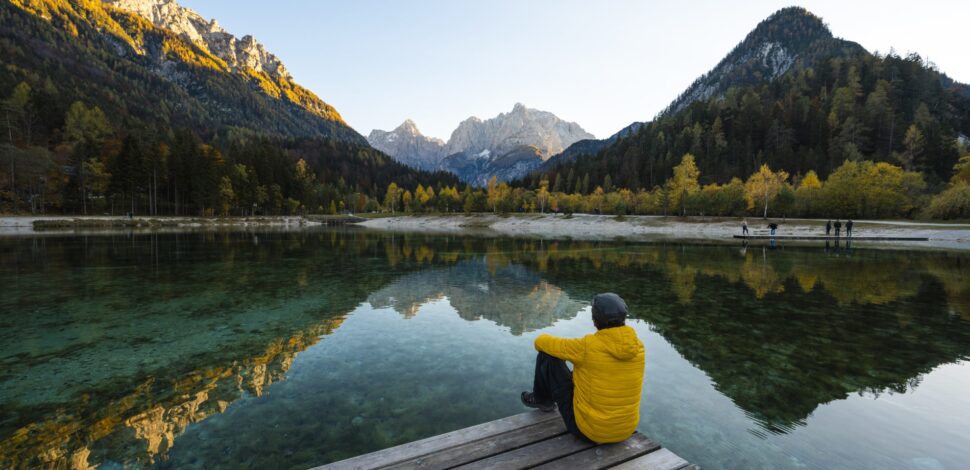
top-left (1, 230), bottom-right (969, 469)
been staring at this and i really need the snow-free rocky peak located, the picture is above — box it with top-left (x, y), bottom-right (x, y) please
top-left (664, 6), bottom-right (865, 115)
top-left (443, 103), bottom-right (593, 159)
top-left (367, 120), bottom-right (446, 172)
top-left (369, 104), bottom-right (594, 183)
top-left (103, 0), bottom-right (290, 80)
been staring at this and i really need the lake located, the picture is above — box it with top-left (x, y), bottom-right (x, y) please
top-left (1, 229), bottom-right (969, 469)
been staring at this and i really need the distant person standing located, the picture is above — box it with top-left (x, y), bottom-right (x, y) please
top-left (834, 219), bottom-right (842, 237)
top-left (846, 219), bottom-right (854, 237)
top-left (767, 222), bottom-right (779, 236)
top-left (825, 220), bottom-right (832, 236)
top-left (742, 219), bottom-right (749, 236)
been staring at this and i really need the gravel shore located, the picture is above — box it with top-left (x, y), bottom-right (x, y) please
top-left (359, 214), bottom-right (970, 250)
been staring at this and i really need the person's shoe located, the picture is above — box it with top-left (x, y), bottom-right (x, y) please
top-left (520, 392), bottom-right (555, 412)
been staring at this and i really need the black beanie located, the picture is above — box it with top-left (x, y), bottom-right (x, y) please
top-left (592, 293), bottom-right (628, 328)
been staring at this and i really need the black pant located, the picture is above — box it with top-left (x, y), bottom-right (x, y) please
top-left (533, 352), bottom-right (590, 441)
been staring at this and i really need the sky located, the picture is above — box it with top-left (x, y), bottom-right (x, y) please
top-left (180, 0), bottom-right (969, 141)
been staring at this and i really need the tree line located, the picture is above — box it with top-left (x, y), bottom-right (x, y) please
top-left (531, 50), bottom-right (970, 218)
top-left (381, 152), bottom-right (970, 220)
top-left (5, 72), bottom-right (965, 220)
top-left (0, 81), bottom-right (457, 216)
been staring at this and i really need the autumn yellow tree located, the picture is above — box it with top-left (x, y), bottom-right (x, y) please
top-left (922, 156), bottom-right (970, 219)
top-left (417, 184), bottom-right (434, 209)
top-left (744, 164), bottom-right (789, 218)
top-left (536, 179), bottom-right (550, 213)
top-left (666, 153), bottom-right (700, 215)
top-left (587, 186), bottom-right (606, 214)
top-left (952, 155), bottom-right (970, 184)
top-left (402, 190), bottom-right (413, 213)
top-left (820, 160), bottom-right (925, 218)
top-left (794, 170), bottom-right (822, 216)
top-left (414, 184), bottom-right (427, 210)
top-left (437, 185), bottom-right (460, 212)
top-left (383, 182), bottom-right (401, 213)
top-left (486, 176), bottom-right (499, 212)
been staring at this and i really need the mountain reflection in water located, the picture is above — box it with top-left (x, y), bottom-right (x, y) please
top-left (0, 230), bottom-right (968, 469)
top-left (369, 259), bottom-right (584, 334)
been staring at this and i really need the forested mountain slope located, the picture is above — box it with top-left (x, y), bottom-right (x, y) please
top-left (534, 7), bottom-right (970, 191)
top-left (664, 7), bottom-right (867, 115)
top-left (0, 0), bottom-right (363, 142)
top-left (0, 0), bottom-right (458, 215)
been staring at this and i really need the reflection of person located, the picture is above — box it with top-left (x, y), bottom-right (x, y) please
top-left (742, 219), bottom-right (749, 235)
top-left (521, 293), bottom-right (645, 444)
top-left (847, 220), bottom-right (854, 237)
top-left (825, 220), bottom-right (832, 236)
top-left (834, 219), bottom-right (842, 237)
top-left (768, 222), bottom-right (779, 236)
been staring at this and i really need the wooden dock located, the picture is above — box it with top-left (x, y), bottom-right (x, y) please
top-left (732, 235), bottom-right (928, 241)
top-left (312, 411), bottom-right (695, 470)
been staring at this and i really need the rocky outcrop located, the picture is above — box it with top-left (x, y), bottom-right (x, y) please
top-left (104, 0), bottom-right (289, 80)
top-left (663, 7), bottom-right (865, 115)
top-left (367, 120), bottom-right (445, 171)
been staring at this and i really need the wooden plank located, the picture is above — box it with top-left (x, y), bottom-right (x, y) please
top-left (609, 448), bottom-right (689, 470)
top-left (732, 235), bottom-right (928, 241)
top-left (311, 411), bottom-right (560, 470)
top-left (454, 433), bottom-right (596, 470)
top-left (384, 418), bottom-right (567, 469)
top-left (532, 433), bottom-right (660, 470)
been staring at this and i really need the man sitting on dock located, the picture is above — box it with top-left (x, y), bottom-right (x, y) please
top-left (521, 293), bottom-right (645, 444)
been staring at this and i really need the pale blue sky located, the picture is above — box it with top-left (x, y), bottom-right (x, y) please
top-left (180, 0), bottom-right (969, 141)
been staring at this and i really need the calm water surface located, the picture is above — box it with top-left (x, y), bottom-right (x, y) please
top-left (1, 230), bottom-right (969, 469)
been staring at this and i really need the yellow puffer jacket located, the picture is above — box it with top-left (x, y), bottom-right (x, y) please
top-left (534, 325), bottom-right (645, 443)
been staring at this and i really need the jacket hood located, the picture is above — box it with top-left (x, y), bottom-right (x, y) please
top-left (596, 325), bottom-right (642, 360)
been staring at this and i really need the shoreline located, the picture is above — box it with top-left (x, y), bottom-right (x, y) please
top-left (0, 215), bottom-right (361, 236)
top-left (357, 213), bottom-right (970, 250)
top-left (4, 213), bottom-right (970, 250)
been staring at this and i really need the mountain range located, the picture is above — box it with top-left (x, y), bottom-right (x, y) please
top-left (2, 1), bottom-right (968, 208)
top-left (368, 103), bottom-right (594, 185)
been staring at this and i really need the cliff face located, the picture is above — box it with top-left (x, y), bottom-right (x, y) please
top-left (367, 120), bottom-right (446, 171)
top-left (443, 103), bottom-right (593, 159)
top-left (103, 0), bottom-right (290, 80)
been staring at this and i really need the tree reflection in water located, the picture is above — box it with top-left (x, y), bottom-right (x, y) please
top-left (0, 230), bottom-right (968, 468)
